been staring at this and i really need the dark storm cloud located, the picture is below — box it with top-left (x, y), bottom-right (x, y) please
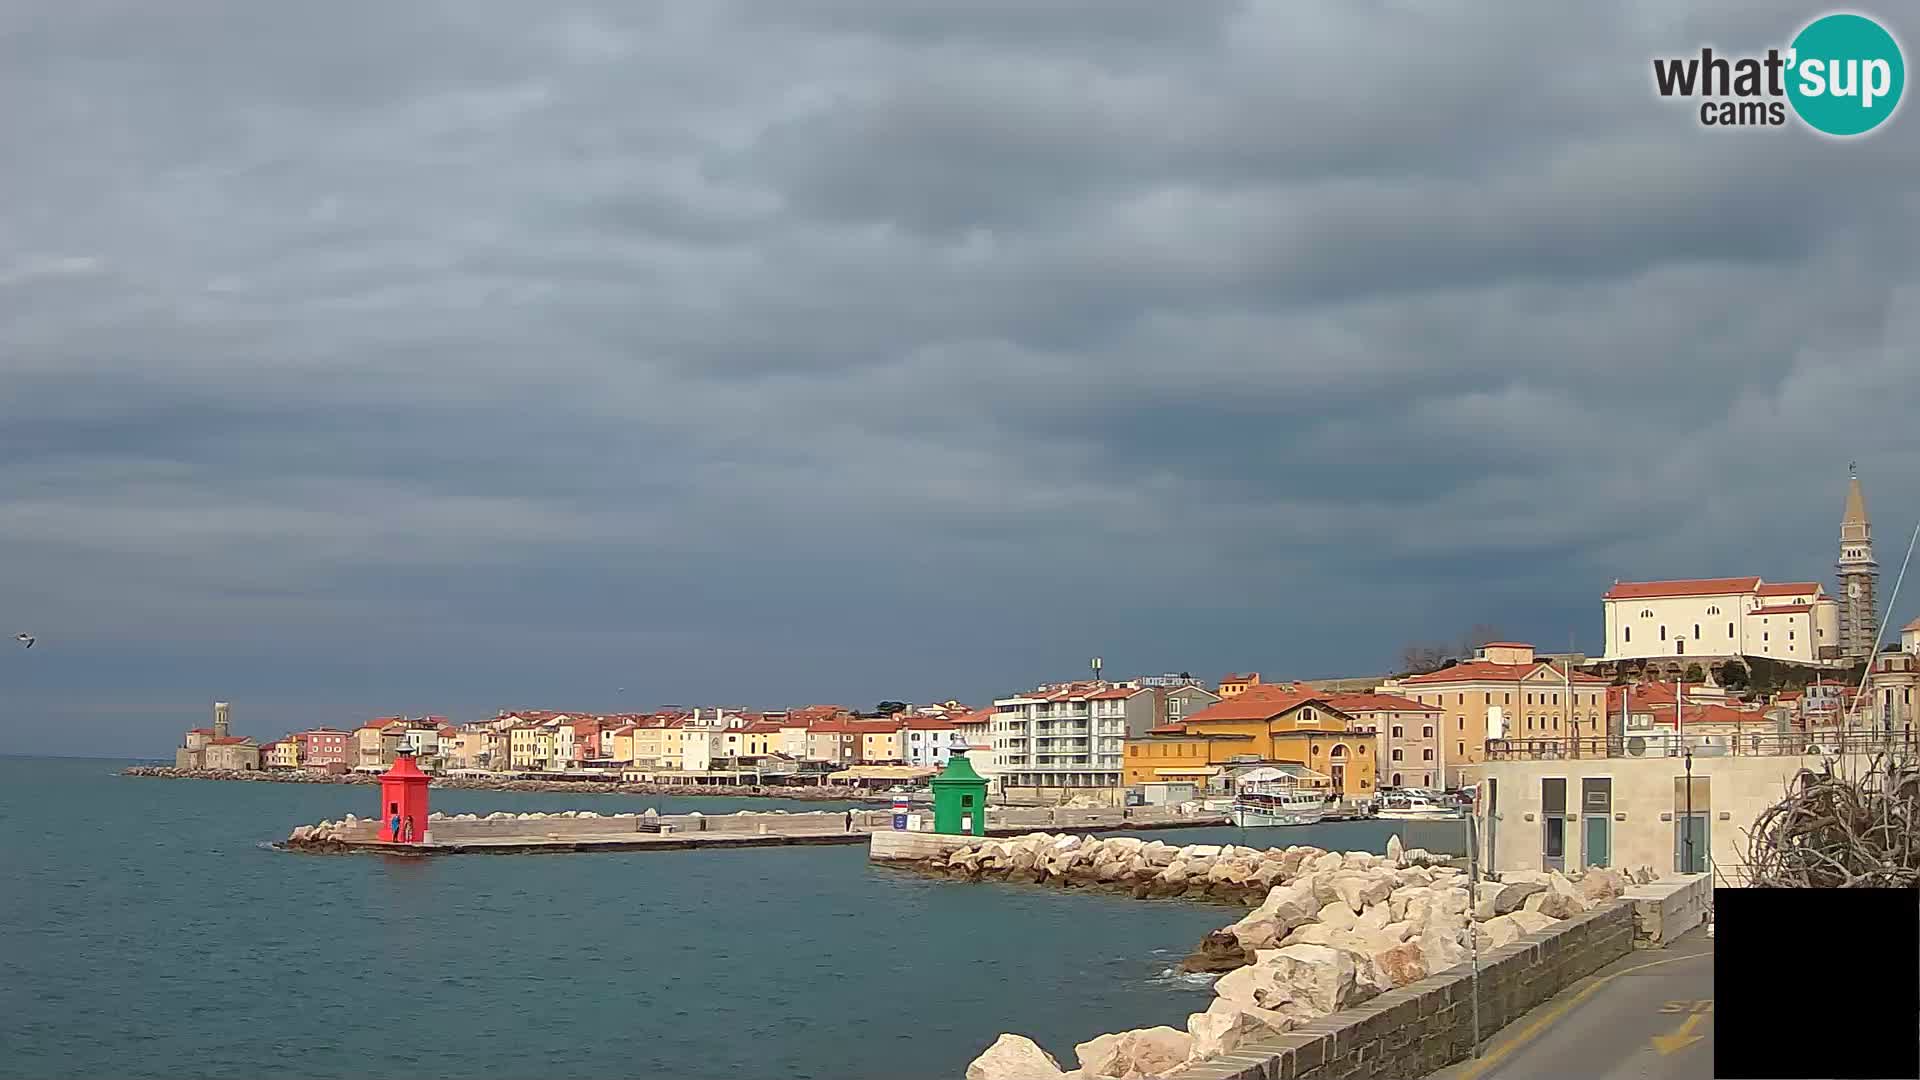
top-left (2, 1), bottom-right (1916, 754)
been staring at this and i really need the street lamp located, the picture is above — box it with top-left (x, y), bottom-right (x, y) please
top-left (1682, 744), bottom-right (1695, 874)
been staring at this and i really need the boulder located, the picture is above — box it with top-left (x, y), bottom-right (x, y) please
top-left (1521, 891), bottom-right (1548, 913)
top-left (1075, 1027), bottom-right (1193, 1079)
top-left (1186, 1008), bottom-right (1273, 1062)
top-left (1263, 942), bottom-right (1365, 1016)
top-left (1257, 881), bottom-right (1320, 929)
top-left (1341, 851), bottom-right (1379, 870)
top-left (1317, 902), bottom-right (1358, 931)
top-left (1185, 845), bottom-right (1222, 859)
top-left (1480, 914), bottom-right (1525, 950)
top-left (1311, 851), bottom-right (1345, 873)
top-left (1370, 939), bottom-right (1428, 988)
top-left (1536, 876), bottom-right (1589, 919)
top-left (1353, 903), bottom-right (1393, 936)
top-left (1508, 910), bottom-right (1558, 934)
top-left (1418, 914), bottom-right (1470, 974)
top-left (1332, 872), bottom-right (1393, 914)
top-left (1386, 833), bottom-right (1405, 866)
top-left (1181, 930), bottom-right (1252, 974)
top-left (1581, 867), bottom-right (1629, 901)
top-left (1228, 912), bottom-right (1283, 952)
top-left (1474, 880), bottom-right (1546, 919)
top-left (967, 1034), bottom-right (1067, 1080)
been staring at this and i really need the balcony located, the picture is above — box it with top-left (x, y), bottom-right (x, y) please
top-left (1484, 730), bottom-right (1905, 761)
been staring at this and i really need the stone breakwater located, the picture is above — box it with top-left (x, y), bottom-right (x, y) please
top-left (283, 807), bottom-right (850, 852)
top-left (925, 833), bottom-right (1664, 1080)
top-left (121, 766), bottom-right (881, 801)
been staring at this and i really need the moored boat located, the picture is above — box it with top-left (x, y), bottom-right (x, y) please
top-left (1228, 781), bottom-right (1328, 827)
top-left (1373, 789), bottom-right (1464, 821)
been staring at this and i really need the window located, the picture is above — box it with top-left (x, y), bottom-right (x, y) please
top-left (1693, 624), bottom-right (1700, 639)
top-left (1504, 693), bottom-right (1511, 704)
top-left (1422, 725), bottom-right (1434, 738)
top-left (1729, 622), bottom-right (1735, 637)
top-left (1392, 773), bottom-right (1402, 786)
top-left (1391, 725), bottom-right (1403, 738)
top-left (1707, 605), bottom-right (1720, 615)
top-left (1457, 693), bottom-right (1465, 705)
top-left (1624, 627), bottom-right (1631, 642)
top-left (1392, 749), bottom-right (1403, 761)
top-left (1527, 693), bottom-right (1534, 705)
top-left (1457, 741), bottom-right (1466, 756)
top-left (1527, 717), bottom-right (1534, 730)
top-left (1641, 608), bottom-right (1654, 618)
top-left (1660, 625), bottom-right (1667, 641)
top-left (1423, 749), bottom-right (1434, 761)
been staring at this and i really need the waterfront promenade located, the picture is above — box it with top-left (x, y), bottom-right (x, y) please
top-left (285, 805), bottom-right (1232, 855)
top-left (1423, 928), bottom-right (1714, 1080)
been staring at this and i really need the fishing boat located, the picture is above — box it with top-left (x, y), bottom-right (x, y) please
top-left (1373, 789), bottom-right (1464, 821)
top-left (1228, 781), bottom-right (1328, 828)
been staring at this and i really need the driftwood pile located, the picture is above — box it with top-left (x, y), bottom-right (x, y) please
top-left (1744, 756), bottom-right (1920, 888)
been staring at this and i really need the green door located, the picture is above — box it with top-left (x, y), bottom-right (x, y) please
top-left (1583, 815), bottom-right (1610, 868)
top-left (1674, 814), bottom-right (1709, 874)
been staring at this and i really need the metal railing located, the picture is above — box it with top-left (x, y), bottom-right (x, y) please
top-left (1483, 730), bottom-right (1910, 761)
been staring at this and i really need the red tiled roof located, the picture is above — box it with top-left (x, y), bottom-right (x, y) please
top-left (742, 721), bottom-right (785, 734)
top-left (1751, 604), bottom-right (1812, 615)
top-left (1182, 685), bottom-right (1323, 723)
top-left (1479, 642), bottom-right (1533, 649)
top-left (952, 706), bottom-right (996, 726)
top-left (438, 727), bottom-right (458, 737)
top-left (1603, 577), bottom-right (1762, 600)
top-left (902, 716), bottom-right (957, 731)
top-left (1146, 723), bottom-right (1190, 734)
top-left (1087, 687), bottom-right (1142, 700)
top-left (1756, 582), bottom-right (1820, 596)
top-left (1220, 673), bottom-right (1259, 682)
top-left (208, 736), bottom-right (254, 746)
top-left (1402, 661), bottom-right (1606, 685)
top-left (1322, 692), bottom-right (1440, 714)
top-left (187, 727), bottom-right (216, 735)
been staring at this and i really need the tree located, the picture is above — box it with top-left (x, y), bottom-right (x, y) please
top-left (1399, 643), bottom-right (1451, 676)
top-left (1683, 663), bottom-right (1705, 683)
top-left (876, 701), bottom-right (910, 717)
top-left (1713, 661), bottom-right (1750, 691)
top-left (1458, 623), bottom-right (1504, 660)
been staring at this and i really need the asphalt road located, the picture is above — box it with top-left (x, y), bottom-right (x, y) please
top-left (1427, 929), bottom-right (1716, 1080)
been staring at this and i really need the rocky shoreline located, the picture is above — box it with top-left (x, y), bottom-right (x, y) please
top-left (921, 833), bottom-right (1662, 1079)
top-left (119, 765), bottom-right (885, 801)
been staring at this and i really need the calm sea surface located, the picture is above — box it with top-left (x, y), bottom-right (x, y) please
top-left (0, 756), bottom-right (1416, 1080)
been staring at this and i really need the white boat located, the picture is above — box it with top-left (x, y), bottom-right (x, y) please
top-left (1228, 782), bottom-right (1328, 827)
top-left (1374, 789), bottom-right (1464, 821)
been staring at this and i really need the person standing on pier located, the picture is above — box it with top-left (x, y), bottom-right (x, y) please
top-left (389, 807), bottom-right (402, 844)
top-left (403, 815), bottom-right (416, 843)
top-left (845, 809), bottom-right (856, 833)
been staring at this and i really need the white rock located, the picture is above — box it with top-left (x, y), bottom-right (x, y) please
top-left (1186, 1009), bottom-right (1273, 1062)
top-left (1317, 901), bottom-right (1358, 931)
top-left (1385, 833), bottom-right (1406, 866)
top-left (1536, 875), bottom-right (1589, 919)
top-left (1509, 910), bottom-right (1558, 934)
top-left (1074, 1026), bottom-right (1193, 1078)
top-left (1333, 873), bottom-right (1393, 914)
top-left (1312, 851), bottom-right (1345, 873)
top-left (967, 1034), bottom-right (1067, 1080)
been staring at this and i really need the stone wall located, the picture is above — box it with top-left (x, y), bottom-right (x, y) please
top-left (1170, 901), bottom-right (1637, 1080)
top-left (870, 831), bottom-right (980, 862)
top-left (1622, 874), bottom-right (1710, 946)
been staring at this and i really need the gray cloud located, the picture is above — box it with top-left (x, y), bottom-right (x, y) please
top-left (2, 1), bottom-right (1916, 754)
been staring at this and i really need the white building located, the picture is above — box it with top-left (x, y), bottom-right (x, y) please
top-left (1601, 577), bottom-right (1841, 667)
top-left (990, 681), bottom-right (1219, 805)
top-left (680, 718), bottom-right (727, 772)
top-left (900, 716), bottom-right (971, 767)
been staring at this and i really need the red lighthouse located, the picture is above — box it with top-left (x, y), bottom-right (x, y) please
top-left (378, 751), bottom-right (432, 844)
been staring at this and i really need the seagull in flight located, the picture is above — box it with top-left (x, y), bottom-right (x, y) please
top-left (16, 633), bottom-right (34, 649)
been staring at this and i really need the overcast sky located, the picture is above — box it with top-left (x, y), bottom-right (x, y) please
top-left (3, 1), bottom-right (1916, 756)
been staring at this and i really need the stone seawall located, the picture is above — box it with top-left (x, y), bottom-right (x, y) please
top-left (1170, 901), bottom-right (1638, 1080)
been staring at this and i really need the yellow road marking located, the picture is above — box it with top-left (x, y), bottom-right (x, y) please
top-left (1451, 951), bottom-right (1710, 1080)
top-left (1660, 999), bottom-right (1713, 1014)
top-left (1652, 1012), bottom-right (1709, 1055)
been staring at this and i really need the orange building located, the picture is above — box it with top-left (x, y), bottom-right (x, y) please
top-left (1216, 672), bottom-right (1262, 698)
top-left (1125, 684), bottom-right (1377, 799)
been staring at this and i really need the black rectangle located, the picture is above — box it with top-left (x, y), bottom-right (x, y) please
top-left (1715, 888), bottom-right (1918, 1079)
top-left (1542, 776), bottom-right (1566, 813)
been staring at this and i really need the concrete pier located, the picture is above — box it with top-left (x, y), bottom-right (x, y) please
top-left (285, 805), bottom-right (1232, 855)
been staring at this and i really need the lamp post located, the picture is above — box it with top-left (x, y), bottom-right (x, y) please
top-left (1683, 744), bottom-right (1695, 874)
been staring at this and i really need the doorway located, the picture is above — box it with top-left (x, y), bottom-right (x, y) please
top-left (1674, 774), bottom-right (1710, 874)
top-left (1581, 777), bottom-right (1612, 868)
top-left (1541, 777), bottom-right (1567, 872)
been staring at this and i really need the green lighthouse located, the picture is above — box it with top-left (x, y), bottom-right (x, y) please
top-left (930, 752), bottom-right (989, 836)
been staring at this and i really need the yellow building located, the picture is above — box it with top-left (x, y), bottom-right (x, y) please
top-left (263, 739), bottom-right (301, 770)
top-left (1381, 642), bottom-right (1609, 786)
top-left (1125, 686), bottom-right (1377, 798)
top-left (858, 724), bottom-right (902, 764)
top-left (630, 723), bottom-right (686, 770)
top-left (607, 725), bottom-right (638, 765)
top-left (507, 725), bottom-right (542, 770)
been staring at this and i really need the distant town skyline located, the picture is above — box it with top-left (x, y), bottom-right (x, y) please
top-left (2, 2), bottom-right (1916, 757)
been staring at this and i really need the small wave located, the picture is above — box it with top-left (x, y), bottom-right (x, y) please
top-left (1150, 968), bottom-right (1218, 986)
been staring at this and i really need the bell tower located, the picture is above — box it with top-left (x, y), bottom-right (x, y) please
top-left (213, 701), bottom-right (232, 739)
top-left (1836, 466), bottom-right (1879, 662)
